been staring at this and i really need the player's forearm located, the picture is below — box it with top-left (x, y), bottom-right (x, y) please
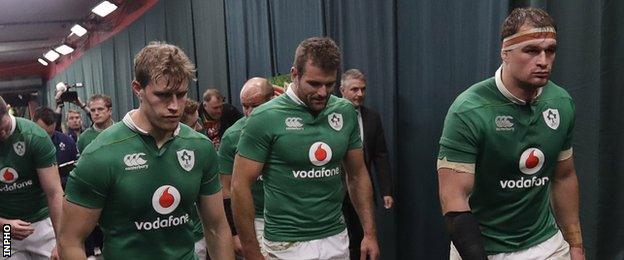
top-left (551, 170), bottom-right (582, 246)
top-left (438, 169), bottom-right (473, 214)
top-left (347, 169), bottom-right (377, 237)
top-left (204, 218), bottom-right (235, 260)
top-left (231, 182), bottom-right (262, 257)
top-left (46, 189), bottom-right (64, 234)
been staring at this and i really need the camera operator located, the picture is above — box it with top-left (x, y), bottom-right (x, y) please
top-left (53, 82), bottom-right (91, 139)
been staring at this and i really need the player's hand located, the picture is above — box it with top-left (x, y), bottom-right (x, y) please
top-left (360, 234), bottom-right (380, 260)
top-left (233, 235), bottom-right (243, 255)
top-left (50, 244), bottom-right (60, 260)
top-left (570, 246), bottom-right (585, 260)
top-left (383, 196), bottom-right (394, 209)
top-left (5, 219), bottom-right (35, 240)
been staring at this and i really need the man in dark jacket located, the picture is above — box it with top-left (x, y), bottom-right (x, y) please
top-left (199, 88), bottom-right (242, 150)
top-left (339, 69), bottom-right (394, 260)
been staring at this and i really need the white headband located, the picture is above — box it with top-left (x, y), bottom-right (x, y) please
top-left (502, 27), bottom-right (556, 51)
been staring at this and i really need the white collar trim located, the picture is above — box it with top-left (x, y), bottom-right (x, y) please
top-left (286, 83), bottom-right (306, 106)
top-left (8, 114), bottom-right (16, 136)
top-left (122, 110), bottom-right (181, 136)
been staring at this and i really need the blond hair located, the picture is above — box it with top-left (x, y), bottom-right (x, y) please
top-left (134, 41), bottom-right (196, 89)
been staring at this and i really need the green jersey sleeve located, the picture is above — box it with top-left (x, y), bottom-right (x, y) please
top-left (237, 112), bottom-right (272, 163)
top-left (31, 133), bottom-right (57, 168)
top-left (199, 142), bottom-right (222, 196)
top-left (438, 108), bottom-right (481, 164)
top-left (64, 150), bottom-right (111, 209)
top-left (218, 130), bottom-right (238, 175)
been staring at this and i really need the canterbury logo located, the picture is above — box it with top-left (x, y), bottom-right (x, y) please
top-left (124, 153), bottom-right (148, 170)
top-left (285, 117), bottom-right (303, 130)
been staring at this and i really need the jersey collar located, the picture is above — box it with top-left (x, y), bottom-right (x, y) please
top-left (285, 83), bottom-right (306, 106)
top-left (495, 65), bottom-right (543, 105)
top-left (8, 114), bottom-right (16, 137)
top-left (122, 110), bottom-right (181, 137)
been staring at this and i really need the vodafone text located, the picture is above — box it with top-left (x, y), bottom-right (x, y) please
top-left (500, 176), bottom-right (549, 189)
top-left (292, 166), bottom-right (341, 179)
top-left (0, 180), bottom-right (33, 192)
top-left (134, 214), bottom-right (189, 231)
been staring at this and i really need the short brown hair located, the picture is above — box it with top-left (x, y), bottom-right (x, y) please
top-left (88, 94), bottom-right (112, 108)
top-left (134, 41), bottom-right (196, 89)
top-left (184, 99), bottom-right (199, 115)
top-left (501, 7), bottom-right (556, 41)
top-left (202, 88), bottom-right (223, 102)
top-left (33, 107), bottom-right (56, 125)
top-left (293, 37), bottom-right (341, 77)
top-left (341, 69), bottom-right (366, 86)
top-left (181, 99), bottom-right (199, 125)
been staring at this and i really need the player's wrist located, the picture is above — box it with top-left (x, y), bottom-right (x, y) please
top-left (561, 224), bottom-right (583, 248)
top-left (363, 228), bottom-right (377, 238)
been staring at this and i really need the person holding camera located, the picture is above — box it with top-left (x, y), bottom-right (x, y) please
top-left (54, 83), bottom-right (91, 141)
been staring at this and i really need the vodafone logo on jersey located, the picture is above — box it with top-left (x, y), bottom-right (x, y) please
top-left (518, 148), bottom-right (545, 175)
top-left (134, 185), bottom-right (189, 231)
top-left (500, 148), bottom-right (549, 189)
top-left (0, 167), bottom-right (18, 184)
top-left (309, 142), bottom-right (332, 166)
top-left (152, 185), bottom-right (181, 215)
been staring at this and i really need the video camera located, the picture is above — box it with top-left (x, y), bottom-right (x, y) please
top-left (56, 82), bottom-right (84, 103)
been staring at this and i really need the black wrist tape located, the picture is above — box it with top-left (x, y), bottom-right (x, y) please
top-left (444, 211), bottom-right (487, 260)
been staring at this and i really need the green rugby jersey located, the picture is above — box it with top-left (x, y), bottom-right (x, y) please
top-left (65, 111), bottom-right (221, 259)
top-left (0, 116), bottom-right (56, 222)
top-left (237, 88), bottom-right (362, 242)
top-left (219, 117), bottom-right (264, 218)
top-left (76, 126), bottom-right (102, 153)
top-left (438, 67), bottom-right (575, 254)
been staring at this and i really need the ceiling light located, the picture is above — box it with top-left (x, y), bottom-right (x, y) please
top-left (43, 50), bottom-right (60, 62)
top-left (92, 1), bottom-right (118, 17)
top-left (55, 44), bottom-right (74, 55)
top-left (70, 24), bottom-right (87, 37)
top-left (37, 58), bottom-right (48, 66)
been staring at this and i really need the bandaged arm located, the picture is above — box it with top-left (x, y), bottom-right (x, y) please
top-left (438, 160), bottom-right (487, 260)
